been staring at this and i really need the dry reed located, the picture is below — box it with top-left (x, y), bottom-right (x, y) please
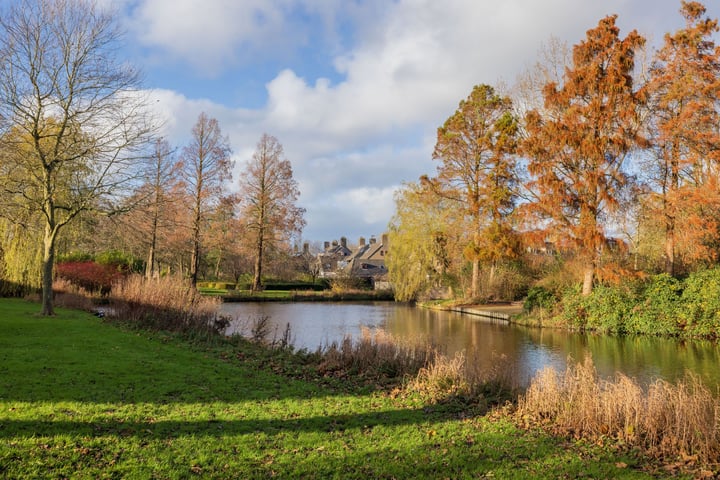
top-left (51, 277), bottom-right (97, 312)
top-left (108, 274), bottom-right (228, 335)
top-left (407, 351), bottom-right (521, 404)
top-left (517, 356), bottom-right (720, 463)
top-left (317, 327), bottom-right (436, 381)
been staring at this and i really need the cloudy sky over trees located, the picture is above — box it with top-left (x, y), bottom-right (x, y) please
top-left (81, 0), bottom-right (720, 241)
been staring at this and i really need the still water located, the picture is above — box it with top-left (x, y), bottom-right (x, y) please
top-left (220, 301), bottom-right (720, 388)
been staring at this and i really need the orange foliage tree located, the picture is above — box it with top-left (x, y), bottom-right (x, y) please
top-left (522, 15), bottom-right (646, 295)
top-left (238, 134), bottom-right (305, 292)
top-left (180, 113), bottom-right (233, 287)
top-left (428, 84), bottom-right (519, 299)
top-left (645, 1), bottom-right (720, 275)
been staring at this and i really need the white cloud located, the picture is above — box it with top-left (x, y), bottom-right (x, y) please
top-left (128, 0), bottom-right (304, 74)
top-left (129, 0), bottom-right (720, 240)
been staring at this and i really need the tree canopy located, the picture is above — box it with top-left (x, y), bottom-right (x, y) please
top-left (0, 0), bottom-right (155, 314)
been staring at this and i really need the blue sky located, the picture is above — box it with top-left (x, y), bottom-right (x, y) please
top-left (95, 0), bottom-right (720, 245)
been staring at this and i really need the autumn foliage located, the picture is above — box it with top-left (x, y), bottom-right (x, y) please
top-left (388, 1), bottom-right (720, 304)
top-left (427, 84), bottom-right (520, 299)
top-left (56, 261), bottom-right (127, 294)
top-left (645, 1), bottom-right (720, 275)
top-left (522, 15), bottom-right (645, 295)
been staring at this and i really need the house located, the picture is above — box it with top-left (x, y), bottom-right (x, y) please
top-left (317, 234), bottom-right (389, 283)
top-left (344, 234), bottom-right (389, 279)
top-left (316, 237), bottom-right (353, 278)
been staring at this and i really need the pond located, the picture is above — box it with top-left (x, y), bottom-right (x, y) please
top-left (220, 301), bottom-right (720, 389)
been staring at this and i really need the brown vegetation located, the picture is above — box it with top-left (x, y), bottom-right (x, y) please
top-left (316, 327), bottom-right (436, 383)
top-left (406, 351), bottom-right (519, 408)
top-left (108, 274), bottom-right (228, 335)
top-left (517, 356), bottom-right (720, 464)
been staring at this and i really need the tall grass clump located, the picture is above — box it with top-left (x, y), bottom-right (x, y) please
top-left (108, 274), bottom-right (228, 336)
top-left (517, 356), bottom-right (720, 463)
top-left (317, 327), bottom-right (436, 382)
top-left (50, 277), bottom-right (97, 312)
top-left (407, 351), bottom-right (520, 407)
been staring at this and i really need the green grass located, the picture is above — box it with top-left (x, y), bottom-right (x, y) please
top-left (0, 298), bottom-right (666, 479)
top-left (217, 289), bottom-right (395, 302)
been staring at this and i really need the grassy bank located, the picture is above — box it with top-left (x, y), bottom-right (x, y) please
top-left (0, 298), bottom-right (662, 479)
top-left (213, 289), bottom-right (395, 302)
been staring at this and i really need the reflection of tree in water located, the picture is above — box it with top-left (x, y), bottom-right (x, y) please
top-left (524, 327), bottom-right (720, 389)
top-left (224, 302), bottom-right (720, 390)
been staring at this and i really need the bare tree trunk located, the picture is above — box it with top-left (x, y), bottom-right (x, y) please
top-left (214, 254), bottom-right (222, 279)
top-left (582, 262), bottom-right (594, 296)
top-left (664, 154), bottom-right (679, 276)
top-left (252, 229), bottom-right (263, 292)
top-left (41, 224), bottom-right (56, 316)
top-left (471, 258), bottom-right (480, 299)
top-left (664, 223), bottom-right (675, 276)
top-left (190, 203), bottom-right (201, 287)
top-left (146, 214), bottom-right (158, 279)
top-left (145, 243), bottom-right (156, 279)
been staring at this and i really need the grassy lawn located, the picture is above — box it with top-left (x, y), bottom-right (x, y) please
top-left (0, 298), bottom-right (666, 479)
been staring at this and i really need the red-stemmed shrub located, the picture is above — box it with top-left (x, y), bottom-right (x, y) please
top-left (55, 261), bottom-right (127, 294)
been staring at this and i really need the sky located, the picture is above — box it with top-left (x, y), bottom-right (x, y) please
top-left (98, 0), bottom-right (718, 244)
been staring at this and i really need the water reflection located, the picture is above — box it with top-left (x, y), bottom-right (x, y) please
top-left (221, 302), bottom-right (720, 389)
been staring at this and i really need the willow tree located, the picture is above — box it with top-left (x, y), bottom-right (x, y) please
top-left (180, 113), bottom-right (233, 287)
top-left (428, 84), bottom-right (519, 299)
top-left (387, 182), bottom-right (462, 301)
top-left (645, 1), bottom-right (720, 275)
top-left (523, 15), bottom-right (645, 295)
top-left (239, 134), bottom-right (305, 292)
top-left (0, 0), bottom-right (155, 315)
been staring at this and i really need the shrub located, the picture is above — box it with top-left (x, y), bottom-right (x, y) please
top-left (95, 250), bottom-right (143, 272)
top-left (678, 267), bottom-right (720, 338)
top-left (56, 260), bottom-right (126, 294)
top-left (626, 274), bottom-right (682, 336)
top-left (198, 281), bottom-right (236, 290)
top-left (582, 283), bottom-right (635, 334)
top-left (556, 285), bottom-right (588, 330)
top-left (554, 282), bottom-right (637, 334)
top-left (263, 281), bottom-right (328, 291)
top-left (328, 274), bottom-right (371, 292)
top-left (523, 285), bottom-right (556, 313)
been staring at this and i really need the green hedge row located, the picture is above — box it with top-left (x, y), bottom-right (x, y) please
top-left (239, 281), bottom-right (330, 291)
top-left (197, 281), bottom-right (238, 290)
top-left (199, 280), bottom-right (331, 291)
top-left (541, 267), bottom-right (720, 338)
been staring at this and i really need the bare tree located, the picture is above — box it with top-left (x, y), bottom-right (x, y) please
top-left (143, 138), bottom-right (183, 279)
top-left (0, 0), bottom-right (156, 315)
top-left (239, 134), bottom-right (305, 291)
top-left (180, 113), bottom-right (233, 287)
